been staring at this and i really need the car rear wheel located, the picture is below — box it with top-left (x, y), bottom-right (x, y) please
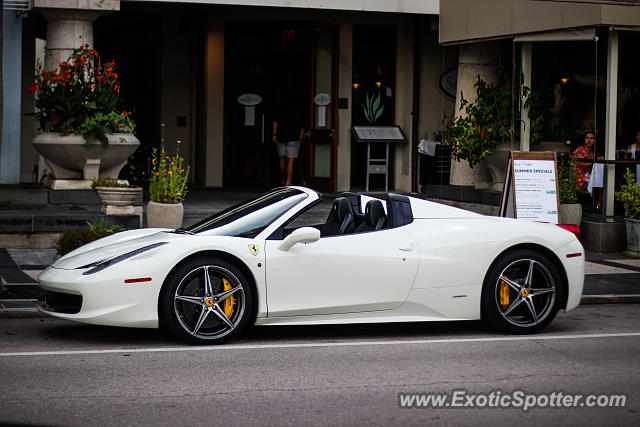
top-left (159, 257), bottom-right (253, 343)
top-left (482, 250), bottom-right (564, 334)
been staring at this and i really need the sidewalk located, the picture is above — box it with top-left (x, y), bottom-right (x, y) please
top-left (1, 188), bottom-right (639, 316)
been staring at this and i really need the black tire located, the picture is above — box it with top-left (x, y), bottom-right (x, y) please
top-left (482, 249), bottom-right (564, 334)
top-left (159, 257), bottom-right (254, 344)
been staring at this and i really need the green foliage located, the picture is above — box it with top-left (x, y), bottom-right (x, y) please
top-left (27, 45), bottom-right (135, 146)
top-left (615, 168), bottom-right (640, 220)
top-left (362, 91), bottom-right (384, 124)
top-left (149, 130), bottom-right (190, 203)
top-left (442, 66), bottom-right (542, 168)
top-left (55, 218), bottom-right (125, 255)
top-left (91, 177), bottom-right (131, 189)
top-left (557, 153), bottom-right (580, 204)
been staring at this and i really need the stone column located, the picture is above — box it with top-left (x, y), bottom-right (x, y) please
top-left (449, 43), bottom-right (497, 187)
top-left (33, 0), bottom-right (120, 71)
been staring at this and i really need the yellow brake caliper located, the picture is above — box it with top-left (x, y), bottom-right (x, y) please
top-left (222, 278), bottom-right (236, 319)
top-left (499, 276), bottom-right (510, 310)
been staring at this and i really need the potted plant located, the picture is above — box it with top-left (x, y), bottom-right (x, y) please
top-left (442, 66), bottom-right (542, 189)
top-left (147, 126), bottom-right (190, 229)
top-left (28, 45), bottom-right (139, 187)
top-left (92, 177), bottom-right (142, 215)
top-left (557, 153), bottom-right (582, 225)
top-left (615, 168), bottom-right (640, 258)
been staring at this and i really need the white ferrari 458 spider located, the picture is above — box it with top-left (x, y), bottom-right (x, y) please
top-left (38, 187), bottom-right (584, 343)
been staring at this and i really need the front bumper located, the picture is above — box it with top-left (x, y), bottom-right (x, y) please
top-left (38, 265), bottom-right (163, 328)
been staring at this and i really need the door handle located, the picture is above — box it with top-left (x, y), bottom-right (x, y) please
top-left (398, 244), bottom-right (413, 252)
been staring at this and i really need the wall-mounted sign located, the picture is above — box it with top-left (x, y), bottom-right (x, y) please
top-left (314, 93), bottom-right (331, 106)
top-left (237, 93), bottom-right (262, 106)
top-left (237, 93), bottom-right (262, 126)
top-left (314, 93), bottom-right (331, 128)
top-left (437, 66), bottom-right (458, 102)
top-left (500, 152), bottom-right (559, 224)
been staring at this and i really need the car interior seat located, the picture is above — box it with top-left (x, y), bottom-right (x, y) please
top-left (354, 199), bottom-right (386, 233)
top-left (321, 197), bottom-right (356, 236)
top-left (337, 192), bottom-right (364, 227)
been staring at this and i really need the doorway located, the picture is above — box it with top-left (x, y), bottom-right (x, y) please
top-left (224, 23), bottom-right (312, 189)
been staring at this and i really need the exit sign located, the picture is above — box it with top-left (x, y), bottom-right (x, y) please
top-left (282, 30), bottom-right (295, 41)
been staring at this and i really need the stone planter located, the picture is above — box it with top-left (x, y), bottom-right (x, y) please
top-left (146, 201), bottom-right (184, 229)
top-left (480, 141), bottom-right (513, 192)
top-left (558, 203), bottom-right (583, 226)
top-left (32, 132), bottom-right (140, 189)
top-left (623, 218), bottom-right (640, 258)
top-left (96, 186), bottom-right (142, 215)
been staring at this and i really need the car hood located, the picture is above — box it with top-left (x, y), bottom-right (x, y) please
top-left (52, 229), bottom-right (183, 270)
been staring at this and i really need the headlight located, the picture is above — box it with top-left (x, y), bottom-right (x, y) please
top-left (80, 242), bottom-right (169, 275)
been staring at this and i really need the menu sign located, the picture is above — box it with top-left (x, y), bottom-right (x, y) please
top-left (352, 126), bottom-right (406, 143)
top-left (500, 152), bottom-right (559, 224)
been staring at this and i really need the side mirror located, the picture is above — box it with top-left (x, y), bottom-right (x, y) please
top-left (278, 227), bottom-right (321, 251)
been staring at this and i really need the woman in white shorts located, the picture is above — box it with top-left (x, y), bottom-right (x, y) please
top-left (273, 116), bottom-right (305, 186)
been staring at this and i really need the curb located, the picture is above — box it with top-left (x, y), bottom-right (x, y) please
top-left (0, 295), bottom-right (639, 320)
top-left (0, 307), bottom-right (49, 319)
top-left (579, 295), bottom-right (640, 305)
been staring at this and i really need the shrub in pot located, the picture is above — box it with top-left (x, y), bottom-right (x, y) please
top-left (615, 168), bottom-right (640, 257)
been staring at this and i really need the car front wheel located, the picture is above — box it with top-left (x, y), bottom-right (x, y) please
top-left (159, 257), bottom-right (253, 343)
top-left (482, 250), bottom-right (564, 333)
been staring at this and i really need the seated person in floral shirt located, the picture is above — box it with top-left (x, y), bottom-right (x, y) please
top-left (572, 130), bottom-right (603, 190)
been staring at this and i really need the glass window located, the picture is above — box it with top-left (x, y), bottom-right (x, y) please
top-left (184, 188), bottom-right (307, 238)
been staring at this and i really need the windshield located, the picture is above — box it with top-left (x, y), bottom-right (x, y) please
top-left (183, 188), bottom-right (308, 238)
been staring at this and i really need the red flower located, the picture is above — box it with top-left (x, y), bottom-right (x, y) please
top-left (26, 82), bottom-right (39, 94)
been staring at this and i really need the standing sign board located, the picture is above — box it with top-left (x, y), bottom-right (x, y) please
top-left (352, 126), bottom-right (406, 191)
top-left (499, 152), bottom-right (559, 224)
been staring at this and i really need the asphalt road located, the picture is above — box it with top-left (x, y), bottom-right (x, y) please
top-left (1, 305), bottom-right (639, 426)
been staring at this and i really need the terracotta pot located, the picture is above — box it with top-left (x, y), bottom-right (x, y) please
top-left (146, 201), bottom-right (184, 229)
top-left (558, 203), bottom-right (583, 226)
top-left (623, 218), bottom-right (640, 258)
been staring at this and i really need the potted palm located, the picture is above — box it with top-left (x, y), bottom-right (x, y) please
top-left (615, 168), bottom-right (640, 258)
top-left (28, 45), bottom-right (139, 187)
top-left (557, 153), bottom-right (582, 225)
top-left (147, 126), bottom-right (190, 229)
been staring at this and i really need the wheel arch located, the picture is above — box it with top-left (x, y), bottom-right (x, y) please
top-left (480, 243), bottom-right (569, 319)
top-left (157, 250), bottom-right (259, 327)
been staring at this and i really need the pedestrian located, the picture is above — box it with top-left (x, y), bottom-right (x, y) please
top-left (273, 109), bottom-right (305, 186)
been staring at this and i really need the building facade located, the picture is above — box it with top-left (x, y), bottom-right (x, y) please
top-left (2, 0), bottom-right (638, 201)
top-left (4, 0), bottom-right (454, 193)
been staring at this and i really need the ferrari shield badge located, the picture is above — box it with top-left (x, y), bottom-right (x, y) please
top-left (249, 244), bottom-right (259, 256)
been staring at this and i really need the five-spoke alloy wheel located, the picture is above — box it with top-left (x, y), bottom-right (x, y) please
top-left (160, 257), bottom-right (254, 343)
top-left (482, 250), bottom-right (564, 333)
